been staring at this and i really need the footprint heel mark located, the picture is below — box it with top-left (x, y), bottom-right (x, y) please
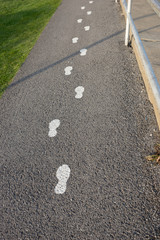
top-left (84, 26), bottom-right (90, 31)
top-left (64, 66), bottom-right (73, 75)
top-left (80, 49), bottom-right (87, 56)
top-left (72, 37), bottom-right (78, 43)
top-left (81, 6), bottom-right (85, 10)
top-left (77, 19), bottom-right (83, 23)
top-left (48, 119), bottom-right (60, 137)
top-left (87, 11), bottom-right (92, 15)
top-left (54, 164), bottom-right (71, 194)
top-left (75, 86), bottom-right (84, 99)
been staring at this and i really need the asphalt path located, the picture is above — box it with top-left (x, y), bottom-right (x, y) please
top-left (1, 0), bottom-right (160, 239)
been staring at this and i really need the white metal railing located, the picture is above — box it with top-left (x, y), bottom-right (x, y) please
top-left (125, 0), bottom-right (132, 46)
top-left (116, 0), bottom-right (160, 117)
top-left (147, 0), bottom-right (160, 17)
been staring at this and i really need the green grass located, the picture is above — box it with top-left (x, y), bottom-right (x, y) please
top-left (0, 0), bottom-right (62, 96)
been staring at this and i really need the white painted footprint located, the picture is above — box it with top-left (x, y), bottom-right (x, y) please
top-left (64, 66), bottom-right (73, 75)
top-left (48, 119), bottom-right (60, 137)
top-left (87, 11), bottom-right (92, 15)
top-left (75, 86), bottom-right (84, 99)
top-left (89, 1), bottom-right (94, 3)
top-left (72, 37), bottom-right (78, 43)
top-left (77, 19), bottom-right (83, 23)
top-left (81, 6), bottom-right (85, 10)
top-left (84, 26), bottom-right (90, 31)
top-left (54, 164), bottom-right (71, 194)
top-left (80, 49), bottom-right (87, 56)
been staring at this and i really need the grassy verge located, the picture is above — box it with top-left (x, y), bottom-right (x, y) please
top-left (0, 0), bottom-right (62, 96)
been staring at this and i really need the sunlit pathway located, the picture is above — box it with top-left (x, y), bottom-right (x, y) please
top-left (1, 0), bottom-right (160, 239)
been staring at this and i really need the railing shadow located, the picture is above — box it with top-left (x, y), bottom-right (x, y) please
top-left (139, 24), bottom-right (160, 34)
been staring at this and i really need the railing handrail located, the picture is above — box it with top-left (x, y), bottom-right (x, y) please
top-left (119, 0), bottom-right (160, 111)
top-left (147, 0), bottom-right (160, 17)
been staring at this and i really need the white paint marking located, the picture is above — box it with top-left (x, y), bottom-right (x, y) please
top-left (80, 49), bottom-right (87, 56)
top-left (81, 6), bottom-right (85, 10)
top-left (75, 86), bottom-right (84, 99)
top-left (48, 119), bottom-right (60, 137)
top-left (84, 26), bottom-right (90, 31)
top-left (72, 37), bottom-right (79, 43)
top-left (87, 11), bottom-right (92, 15)
top-left (89, 1), bottom-right (94, 3)
top-left (77, 19), bottom-right (83, 23)
top-left (54, 164), bottom-right (71, 194)
top-left (64, 66), bottom-right (73, 75)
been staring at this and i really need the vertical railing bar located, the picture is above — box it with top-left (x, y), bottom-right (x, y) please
top-left (125, 0), bottom-right (132, 46)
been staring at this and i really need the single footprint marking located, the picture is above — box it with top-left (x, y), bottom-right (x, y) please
top-left (54, 164), bottom-right (71, 194)
top-left (64, 66), bottom-right (73, 75)
top-left (72, 37), bottom-right (79, 43)
top-left (75, 86), bottom-right (84, 99)
top-left (48, 119), bottom-right (60, 137)
top-left (80, 49), bottom-right (87, 56)
top-left (89, 1), bottom-right (94, 3)
top-left (84, 26), bottom-right (90, 31)
top-left (87, 11), bottom-right (92, 15)
top-left (81, 6), bottom-right (85, 10)
top-left (77, 19), bottom-right (83, 23)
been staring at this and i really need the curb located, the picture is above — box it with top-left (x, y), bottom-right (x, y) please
top-left (119, 0), bottom-right (160, 129)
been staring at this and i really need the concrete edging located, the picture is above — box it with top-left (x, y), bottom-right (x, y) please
top-left (119, 0), bottom-right (160, 129)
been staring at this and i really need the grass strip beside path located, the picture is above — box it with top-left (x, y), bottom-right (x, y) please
top-left (0, 0), bottom-right (62, 96)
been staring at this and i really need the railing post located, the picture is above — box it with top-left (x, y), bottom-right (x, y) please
top-left (125, 0), bottom-right (132, 46)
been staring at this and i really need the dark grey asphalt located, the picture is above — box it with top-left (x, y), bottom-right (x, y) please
top-left (1, 0), bottom-right (160, 239)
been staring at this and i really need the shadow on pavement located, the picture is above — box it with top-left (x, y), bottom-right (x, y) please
top-left (2, 11), bottom-right (158, 93)
top-left (5, 29), bottom-right (125, 91)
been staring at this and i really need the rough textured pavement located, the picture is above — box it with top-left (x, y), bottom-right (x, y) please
top-left (1, 0), bottom-right (160, 239)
